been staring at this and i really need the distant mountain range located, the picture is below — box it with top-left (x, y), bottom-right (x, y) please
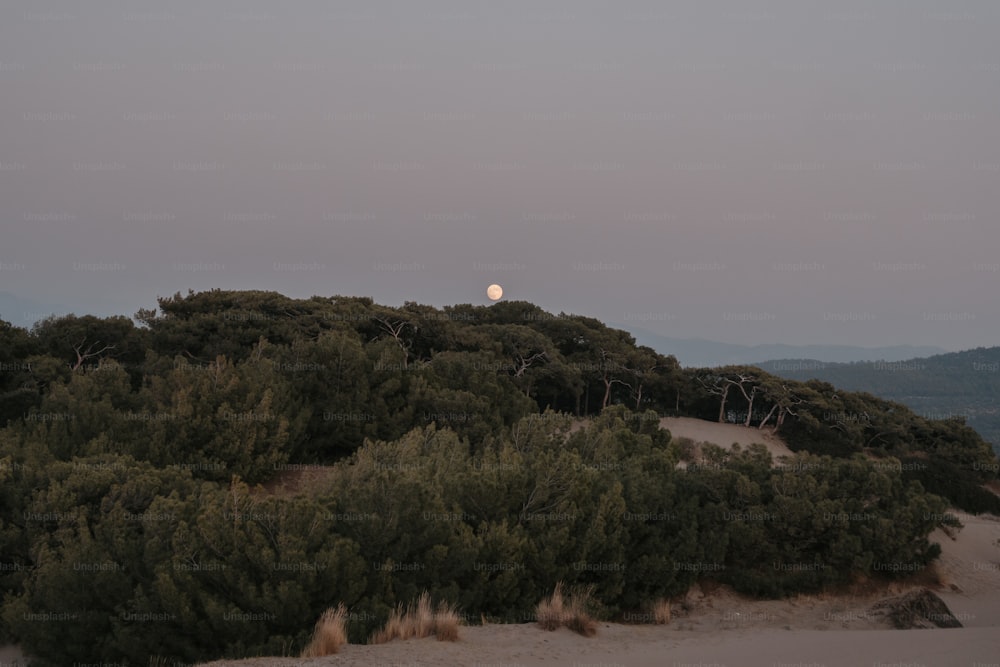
top-left (620, 327), bottom-right (948, 368)
top-left (0, 292), bottom-right (72, 328)
top-left (757, 347), bottom-right (1000, 454)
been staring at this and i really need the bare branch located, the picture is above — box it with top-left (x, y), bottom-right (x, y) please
top-left (372, 315), bottom-right (416, 369)
top-left (514, 351), bottom-right (548, 377)
top-left (71, 339), bottom-right (116, 371)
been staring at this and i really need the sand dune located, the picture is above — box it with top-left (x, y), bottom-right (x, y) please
top-left (658, 416), bottom-right (797, 460)
top-left (933, 511), bottom-right (1000, 630)
top-left (568, 415), bottom-right (795, 461)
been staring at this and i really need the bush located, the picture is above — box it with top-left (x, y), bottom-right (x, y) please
top-left (898, 455), bottom-right (1000, 515)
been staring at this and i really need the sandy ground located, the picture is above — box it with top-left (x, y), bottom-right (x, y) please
top-left (568, 415), bottom-right (795, 461)
top-left (0, 644), bottom-right (27, 666)
top-left (658, 416), bottom-right (796, 461)
top-left (194, 625), bottom-right (1000, 667)
top-left (932, 511), bottom-right (1000, 629)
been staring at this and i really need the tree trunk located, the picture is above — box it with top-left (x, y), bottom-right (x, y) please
top-left (717, 385), bottom-right (730, 423)
top-left (774, 409), bottom-right (787, 434)
top-left (758, 403), bottom-right (778, 430)
top-left (744, 390), bottom-right (756, 427)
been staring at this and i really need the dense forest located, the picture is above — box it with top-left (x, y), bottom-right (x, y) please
top-left (758, 348), bottom-right (1000, 455)
top-left (1, 290), bottom-right (997, 665)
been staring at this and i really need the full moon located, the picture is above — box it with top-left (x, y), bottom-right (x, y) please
top-left (486, 284), bottom-right (503, 301)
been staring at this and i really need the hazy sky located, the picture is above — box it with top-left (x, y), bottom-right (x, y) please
top-left (1, 0), bottom-right (998, 350)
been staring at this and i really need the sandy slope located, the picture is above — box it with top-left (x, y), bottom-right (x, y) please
top-left (0, 644), bottom-right (27, 666)
top-left (658, 416), bottom-right (796, 460)
top-left (569, 415), bottom-right (795, 460)
top-left (933, 511), bottom-right (1000, 629)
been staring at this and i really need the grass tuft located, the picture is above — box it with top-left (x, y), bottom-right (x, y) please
top-left (651, 598), bottom-right (672, 625)
top-left (535, 582), bottom-right (566, 631)
top-left (535, 582), bottom-right (597, 636)
top-left (433, 599), bottom-right (462, 641)
top-left (370, 591), bottom-right (462, 643)
top-left (301, 603), bottom-right (348, 657)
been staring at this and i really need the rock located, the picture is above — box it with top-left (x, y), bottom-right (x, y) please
top-left (868, 588), bottom-right (963, 629)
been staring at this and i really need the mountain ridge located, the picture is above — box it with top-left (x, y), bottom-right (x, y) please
top-left (620, 326), bottom-right (949, 367)
top-left (758, 346), bottom-right (1000, 453)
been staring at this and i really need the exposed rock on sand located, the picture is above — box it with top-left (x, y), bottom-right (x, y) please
top-left (868, 588), bottom-right (963, 629)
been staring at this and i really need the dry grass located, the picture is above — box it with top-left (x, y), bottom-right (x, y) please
top-left (536, 582), bottom-right (566, 631)
top-left (434, 602), bottom-right (462, 641)
top-left (651, 598), bottom-right (672, 625)
top-left (369, 591), bottom-right (462, 644)
top-left (535, 582), bottom-right (597, 637)
top-left (301, 603), bottom-right (349, 657)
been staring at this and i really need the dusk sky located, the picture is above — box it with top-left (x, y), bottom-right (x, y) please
top-left (1, 0), bottom-right (998, 350)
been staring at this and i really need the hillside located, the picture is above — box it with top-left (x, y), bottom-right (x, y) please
top-left (1, 290), bottom-right (998, 666)
top-left (758, 347), bottom-right (1000, 453)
